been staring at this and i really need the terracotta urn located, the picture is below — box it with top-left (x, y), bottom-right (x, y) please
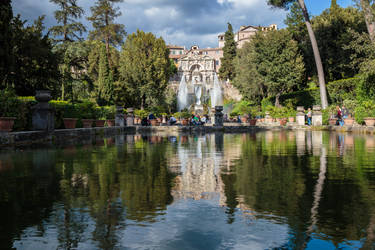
top-left (150, 119), bottom-right (159, 126)
top-left (344, 117), bottom-right (355, 126)
top-left (249, 119), bottom-right (257, 126)
top-left (106, 119), bottom-right (115, 127)
top-left (241, 117), bottom-right (248, 123)
top-left (0, 117), bottom-right (16, 132)
top-left (364, 117), bottom-right (375, 126)
top-left (63, 118), bottom-right (78, 129)
top-left (95, 120), bottom-right (105, 127)
top-left (279, 118), bottom-right (287, 126)
top-left (181, 119), bottom-right (189, 126)
top-left (82, 119), bottom-right (94, 128)
top-left (329, 118), bottom-right (338, 126)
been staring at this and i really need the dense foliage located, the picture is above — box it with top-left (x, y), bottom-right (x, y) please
top-left (116, 30), bottom-right (173, 109)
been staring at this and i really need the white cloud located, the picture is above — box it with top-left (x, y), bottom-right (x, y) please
top-left (12, 0), bottom-right (287, 48)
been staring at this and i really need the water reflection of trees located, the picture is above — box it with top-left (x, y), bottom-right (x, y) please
top-left (0, 136), bottom-right (175, 249)
top-left (224, 131), bottom-right (375, 248)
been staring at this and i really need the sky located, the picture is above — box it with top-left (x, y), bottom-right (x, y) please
top-left (12, 0), bottom-right (354, 49)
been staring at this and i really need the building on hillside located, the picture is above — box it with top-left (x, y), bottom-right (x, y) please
top-left (218, 24), bottom-right (277, 49)
top-left (167, 45), bottom-right (187, 65)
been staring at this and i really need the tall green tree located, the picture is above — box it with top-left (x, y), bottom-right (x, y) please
top-left (219, 22), bottom-right (236, 81)
top-left (11, 16), bottom-right (60, 96)
top-left (49, 0), bottom-right (86, 43)
top-left (268, 0), bottom-right (329, 109)
top-left (96, 44), bottom-right (114, 105)
top-left (233, 29), bottom-right (305, 106)
top-left (0, 0), bottom-right (13, 88)
top-left (356, 0), bottom-right (375, 43)
top-left (117, 30), bottom-right (172, 109)
top-left (312, 4), bottom-right (367, 81)
top-left (87, 0), bottom-right (126, 68)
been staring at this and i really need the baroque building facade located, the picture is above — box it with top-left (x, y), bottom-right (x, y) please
top-left (168, 24), bottom-right (277, 102)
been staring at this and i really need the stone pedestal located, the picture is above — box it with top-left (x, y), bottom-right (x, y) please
top-left (126, 108), bottom-right (134, 126)
top-left (210, 107), bottom-right (215, 124)
top-left (214, 106), bottom-right (224, 126)
top-left (296, 106), bottom-right (305, 126)
top-left (32, 90), bottom-right (54, 132)
top-left (265, 111), bottom-right (273, 124)
top-left (162, 115), bottom-right (167, 125)
top-left (312, 105), bottom-right (322, 126)
top-left (115, 106), bottom-right (124, 127)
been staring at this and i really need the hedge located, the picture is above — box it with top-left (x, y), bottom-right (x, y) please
top-left (0, 90), bottom-right (116, 131)
top-left (263, 77), bottom-right (360, 108)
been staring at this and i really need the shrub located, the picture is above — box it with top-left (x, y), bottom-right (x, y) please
top-left (354, 100), bottom-right (375, 124)
top-left (134, 109), bottom-right (149, 119)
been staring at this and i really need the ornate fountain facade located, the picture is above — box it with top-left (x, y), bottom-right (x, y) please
top-left (176, 47), bottom-right (223, 113)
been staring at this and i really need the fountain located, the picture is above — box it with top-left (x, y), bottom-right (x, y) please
top-left (177, 75), bottom-right (188, 111)
top-left (210, 73), bottom-right (223, 108)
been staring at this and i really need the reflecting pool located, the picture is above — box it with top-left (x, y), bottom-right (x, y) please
top-left (0, 131), bottom-right (375, 249)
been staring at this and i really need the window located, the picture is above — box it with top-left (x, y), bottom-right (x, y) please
top-left (216, 60), bottom-right (220, 66)
top-left (179, 51), bottom-right (182, 55)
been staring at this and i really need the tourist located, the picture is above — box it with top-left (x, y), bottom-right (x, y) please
top-left (148, 113), bottom-right (156, 120)
top-left (141, 117), bottom-right (149, 126)
top-left (336, 105), bottom-right (344, 126)
top-left (307, 108), bottom-right (312, 126)
top-left (169, 116), bottom-right (177, 125)
top-left (193, 115), bottom-right (200, 125)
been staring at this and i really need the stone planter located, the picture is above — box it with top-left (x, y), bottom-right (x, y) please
top-left (0, 117), bottom-right (16, 132)
top-left (82, 119), bottom-right (94, 128)
top-left (288, 117), bottom-right (295, 123)
top-left (364, 117), bottom-right (375, 126)
top-left (344, 117), bottom-right (355, 126)
top-left (329, 118), bottom-right (338, 126)
top-left (181, 119), bottom-right (189, 126)
top-left (63, 118), bottom-right (78, 129)
top-left (249, 118), bottom-right (257, 126)
top-left (106, 119), bottom-right (115, 127)
top-left (95, 120), bottom-right (105, 127)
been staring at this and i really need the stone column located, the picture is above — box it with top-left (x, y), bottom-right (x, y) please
top-left (312, 105), bottom-right (322, 126)
top-left (115, 106), bottom-right (124, 127)
top-left (126, 108), bottom-right (134, 126)
top-left (214, 106), bottom-right (224, 126)
top-left (296, 106), bottom-right (305, 126)
top-left (32, 90), bottom-right (54, 132)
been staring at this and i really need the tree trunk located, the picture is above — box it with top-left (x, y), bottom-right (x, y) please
top-left (298, 0), bottom-right (329, 109)
top-left (141, 94), bottom-right (146, 110)
top-left (105, 11), bottom-right (113, 69)
top-left (275, 93), bottom-right (281, 107)
top-left (360, 0), bottom-right (375, 43)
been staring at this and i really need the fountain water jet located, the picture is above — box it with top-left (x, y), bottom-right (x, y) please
top-left (177, 75), bottom-right (188, 111)
top-left (211, 73), bottom-right (223, 108)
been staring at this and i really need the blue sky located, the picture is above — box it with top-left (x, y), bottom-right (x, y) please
top-left (12, 0), bottom-right (356, 48)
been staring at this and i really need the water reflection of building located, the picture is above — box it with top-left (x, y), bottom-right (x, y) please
top-left (168, 134), bottom-right (242, 206)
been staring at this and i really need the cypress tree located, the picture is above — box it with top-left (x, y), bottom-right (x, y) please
top-left (0, 0), bottom-right (13, 88)
top-left (96, 44), bottom-right (113, 105)
top-left (219, 22), bottom-right (237, 81)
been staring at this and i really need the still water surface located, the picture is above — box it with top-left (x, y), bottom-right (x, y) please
top-left (0, 131), bottom-right (375, 249)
